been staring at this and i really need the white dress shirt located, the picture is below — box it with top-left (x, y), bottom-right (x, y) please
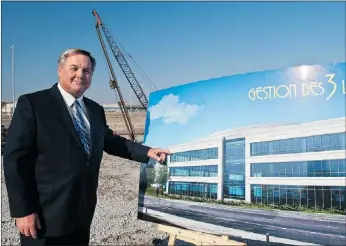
top-left (57, 83), bottom-right (91, 135)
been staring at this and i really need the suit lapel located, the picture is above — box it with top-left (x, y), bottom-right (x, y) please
top-left (50, 83), bottom-right (89, 159)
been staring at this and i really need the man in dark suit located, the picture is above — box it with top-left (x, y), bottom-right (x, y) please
top-left (2, 48), bottom-right (171, 246)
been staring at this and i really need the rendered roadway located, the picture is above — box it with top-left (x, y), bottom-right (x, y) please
top-left (142, 196), bottom-right (346, 246)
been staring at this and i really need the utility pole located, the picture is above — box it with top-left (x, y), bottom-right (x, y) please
top-left (10, 44), bottom-right (16, 112)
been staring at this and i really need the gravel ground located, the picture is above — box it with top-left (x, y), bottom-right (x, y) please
top-left (1, 154), bottom-right (171, 245)
top-left (1, 154), bottom-right (298, 246)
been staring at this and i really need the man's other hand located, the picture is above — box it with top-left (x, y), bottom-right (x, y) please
top-left (15, 213), bottom-right (41, 239)
top-left (147, 148), bottom-right (172, 163)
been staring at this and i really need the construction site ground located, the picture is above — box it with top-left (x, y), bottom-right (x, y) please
top-left (1, 112), bottom-right (173, 245)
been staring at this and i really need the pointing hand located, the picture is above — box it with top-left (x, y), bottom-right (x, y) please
top-left (147, 148), bottom-right (172, 163)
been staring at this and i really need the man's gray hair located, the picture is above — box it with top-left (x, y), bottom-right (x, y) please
top-left (58, 48), bottom-right (96, 72)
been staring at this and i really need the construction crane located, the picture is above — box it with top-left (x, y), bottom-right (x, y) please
top-left (92, 9), bottom-right (151, 142)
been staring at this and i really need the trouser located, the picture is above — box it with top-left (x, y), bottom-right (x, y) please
top-left (19, 227), bottom-right (90, 246)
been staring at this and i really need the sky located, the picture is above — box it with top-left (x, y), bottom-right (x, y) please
top-left (144, 62), bottom-right (346, 148)
top-left (1, 1), bottom-right (345, 106)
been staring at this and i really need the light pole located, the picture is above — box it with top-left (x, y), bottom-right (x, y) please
top-left (10, 44), bottom-right (16, 112)
top-left (130, 91), bottom-right (132, 116)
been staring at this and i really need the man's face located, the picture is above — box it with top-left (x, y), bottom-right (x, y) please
top-left (58, 54), bottom-right (93, 98)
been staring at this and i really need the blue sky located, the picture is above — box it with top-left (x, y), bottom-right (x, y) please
top-left (1, 1), bottom-right (345, 105)
top-left (144, 62), bottom-right (346, 148)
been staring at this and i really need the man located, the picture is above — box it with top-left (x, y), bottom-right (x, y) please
top-left (3, 48), bottom-right (171, 246)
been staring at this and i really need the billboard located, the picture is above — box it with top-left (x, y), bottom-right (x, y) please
top-left (137, 62), bottom-right (346, 245)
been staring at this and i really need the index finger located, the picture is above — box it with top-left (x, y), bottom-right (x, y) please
top-left (158, 149), bottom-right (172, 155)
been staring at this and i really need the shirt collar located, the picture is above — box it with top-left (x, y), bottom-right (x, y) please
top-left (57, 83), bottom-right (84, 108)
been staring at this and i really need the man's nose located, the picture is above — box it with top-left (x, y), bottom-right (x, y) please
top-left (76, 69), bottom-right (84, 78)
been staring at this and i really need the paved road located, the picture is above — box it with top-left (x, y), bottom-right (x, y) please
top-left (142, 196), bottom-right (346, 246)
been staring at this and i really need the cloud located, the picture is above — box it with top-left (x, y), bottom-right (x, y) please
top-left (149, 94), bottom-right (204, 124)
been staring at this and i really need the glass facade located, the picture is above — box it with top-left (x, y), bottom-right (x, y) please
top-left (166, 129), bottom-right (346, 208)
top-left (251, 185), bottom-right (345, 210)
top-left (250, 132), bottom-right (346, 156)
top-left (168, 181), bottom-right (218, 199)
top-left (170, 147), bottom-right (218, 163)
top-left (170, 165), bottom-right (218, 177)
top-left (223, 138), bottom-right (245, 200)
top-left (251, 159), bottom-right (346, 177)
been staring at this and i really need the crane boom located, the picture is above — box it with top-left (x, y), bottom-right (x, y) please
top-left (92, 10), bottom-right (149, 109)
top-left (93, 10), bottom-right (136, 141)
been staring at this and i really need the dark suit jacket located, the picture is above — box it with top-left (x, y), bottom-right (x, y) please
top-left (3, 83), bottom-right (150, 237)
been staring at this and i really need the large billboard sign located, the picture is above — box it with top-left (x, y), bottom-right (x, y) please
top-left (137, 62), bottom-right (346, 245)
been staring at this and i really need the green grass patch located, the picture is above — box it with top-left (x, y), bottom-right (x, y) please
top-left (145, 187), bottom-right (159, 197)
top-left (144, 188), bottom-right (345, 215)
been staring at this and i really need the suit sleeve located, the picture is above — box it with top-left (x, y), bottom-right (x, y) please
top-left (3, 95), bottom-right (39, 218)
top-left (102, 108), bottom-right (150, 163)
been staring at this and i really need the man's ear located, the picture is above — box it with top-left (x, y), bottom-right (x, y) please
top-left (58, 66), bottom-right (62, 76)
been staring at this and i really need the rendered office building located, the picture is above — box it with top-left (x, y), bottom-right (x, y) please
top-left (165, 117), bottom-right (346, 210)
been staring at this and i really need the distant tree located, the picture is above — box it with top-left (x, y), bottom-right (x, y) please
top-left (155, 165), bottom-right (168, 186)
top-left (146, 167), bottom-right (156, 185)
